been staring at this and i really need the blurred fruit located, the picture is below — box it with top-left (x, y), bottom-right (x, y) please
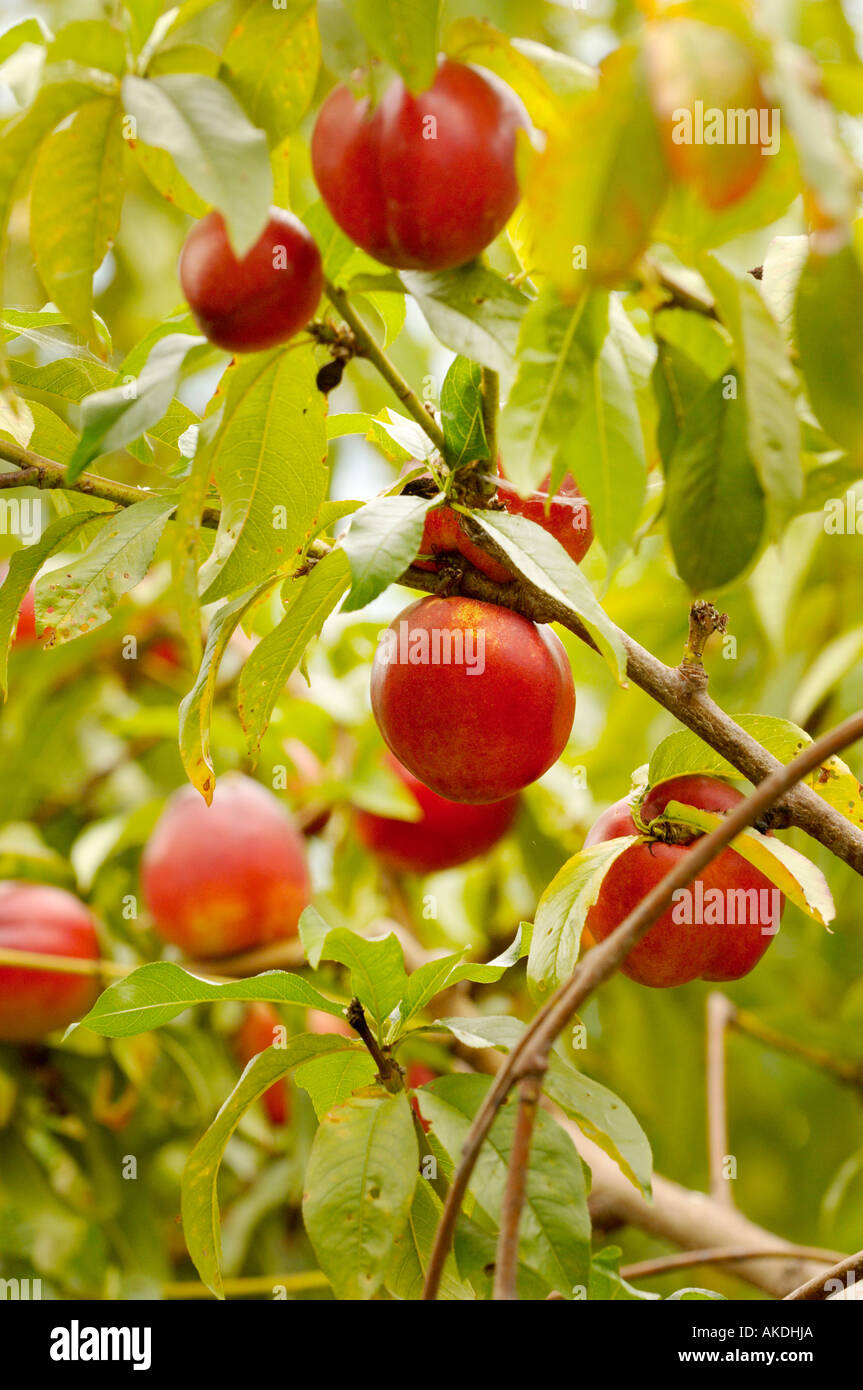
top-left (414, 504), bottom-right (513, 583)
top-left (306, 1007), bottom-right (352, 1038)
top-left (235, 1002), bottom-right (289, 1127)
top-left (0, 563), bottom-right (38, 646)
top-left (584, 774), bottom-right (785, 987)
top-left (179, 208), bottom-right (323, 352)
top-left (371, 596), bottom-right (575, 802)
top-left (415, 466), bottom-right (593, 581)
top-left (405, 1061), bottom-right (437, 1131)
top-left (645, 19), bottom-right (772, 209)
top-left (311, 59), bottom-right (526, 270)
top-left (0, 883), bottom-right (100, 1042)
top-left (499, 468), bottom-right (594, 566)
top-left (141, 773), bottom-right (311, 957)
top-left (356, 753), bottom-right (518, 873)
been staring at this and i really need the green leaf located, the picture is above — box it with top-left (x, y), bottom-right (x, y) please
top-left (385, 1180), bottom-right (474, 1300)
top-left (133, 139), bottom-right (210, 216)
top-left (36, 496), bottom-right (176, 646)
top-left (366, 407), bottom-right (437, 464)
top-left (0, 823), bottom-right (76, 889)
top-left (340, 494), bottom-right (436, 612)
top-left (701, 256), bottom-right (802, 513)
top-left (524, 42), bottom-right (666, 294)
top-left (303, 1086), bottom-right (419, 1300)
top-left (397, 951), bottom-right (466, 1028)
top-left (527, 838), bottom-right (638, 998)
top-left (0, 19), bottom-right (51, 66)
top-left (662, 801), bottom-right (834, 928)
top-left (74, 961), bottom-right (346, 1038)
top-left (0, 305), bottom-right (110, 353)
top-left (0, 511), bottom-right (101, 693)
top-left (169, 408), bottom-right (220, 672)
top-left (294, 1048), bottom-right (377, 1119)
top-left (445, 17), bottom-right (594, 130)
top-left (299, 907), bottom-right (409, 1032)
top-left (345, 0), bottom-right (440, 93)
top-left (7, 355), bottom-right (115, 407)
top-left (179, 582), bottom-right (272, 799)
top-left (221, 0), bottom-right (319, 145)
top-left (647, 717), bottom-right (863, 834)
top-left (47, 19), bottom-right (127, 76)
top-left (418, 1073), bottom-right (591, 1298)
top-left (561, 312), bottom-right (647, 562)
top-left (68, 332), bottom-right (206, 480)
top-left (772, 44), bottom-right (856, 231)
top-left (464, 509), bottom-right (627, 680)
top-left (438, 1015), bottom-right (651, 1194)
top-left (121, 73), bottom-right (273, 254)
top-left (759, 235), bottom-right (809, 347)
top-left (238, 548), bottom-right (350, 759)
top-left (0, 79), bottom-right (108, 254)
top-left (402, 265), bottom-right (530, 373)
top-left (183, 1035), bottom-right (352, 1294)
top-left (665, 375), bottom-right (766, 590)
top-left (198, 345), bottom-right (328, 602)
top-left (796, 243), bottom-right (863, 462)
top-left (439, 356), bottom-right (488, 469)
top-left (590, 1246), bottom-right (658, 1301)
top-left (666, 1287), bottom-right (725, 1301)
top-left (452, 925), bottom-right (533, 985)
top-left (499, 288), bottom-right (605, 496)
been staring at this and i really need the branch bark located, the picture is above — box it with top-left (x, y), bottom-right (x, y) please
top-left (706, 992), bottom-right (735, 1207)
top-left (324, 280), bottom-right (447, 455)
top-left (783, 1248), bottom-right (863, 1301)
top-left (422, 709), bottom-right (863, 1300)
top-left (492, 1072), bottom-right (543, 1300)
top-left (0, 437), bottom-right (220, 526)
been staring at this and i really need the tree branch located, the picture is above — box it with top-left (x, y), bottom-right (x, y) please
top-left (324, 280), bottom-right (447, 455)
top-left (422, 710), bottom-right (863, 1299)
top-left (619, 1244), bottom-right (844, 1283)
top-left (784, 1248), bottom-right (863, 1301)
top-left (729, 1005), bottom-right (863, 1096)
top-left (492, 1072), bottom-right (543, 1300)
top-left (706, 992), bottom-right (735, 1207)
top-left (0, 438), bottom-right (220, 526)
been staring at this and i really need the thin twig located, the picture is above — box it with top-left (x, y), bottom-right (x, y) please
top-left (783, 1248), bottom-right (863, 1301)
top-left (0, 438), bottom-right (220, 526)
top-left (492, 1072), bottom-right (543, 1300)
top-left (422, 710), bottom-right (863, 1299)
top-left (729, 1007), bottom-right (863, 1096)
top-left (620, 1244), bottom-right (845, 1282)
top-left (706, 993), bottom-right (735, 1207)
top-left (346, 996), bottom-right (402, 1090)
top-left (324, 280), bottom-right (447, 455)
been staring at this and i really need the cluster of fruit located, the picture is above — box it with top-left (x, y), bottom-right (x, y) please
top-left (0, 47), bottom-right (786, 1067)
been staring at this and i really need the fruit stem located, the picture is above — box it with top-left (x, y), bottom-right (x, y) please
top-left (323, 280), bottom-right (447, 455)
top-left (346, 996), bottom-right (403, 1092)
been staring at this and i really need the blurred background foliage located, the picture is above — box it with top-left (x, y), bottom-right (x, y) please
top-left (0, 0), bottom-right (861, 1300)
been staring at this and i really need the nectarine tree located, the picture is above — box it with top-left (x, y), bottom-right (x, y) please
top-left (0, 0), bottom-right (861, 1322)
